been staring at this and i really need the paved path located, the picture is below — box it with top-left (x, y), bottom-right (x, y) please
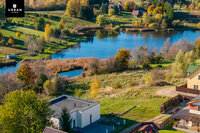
top-left (119, 123), bottom-right (141, 133)
top-left (156, 87), bottom-right (198, 97)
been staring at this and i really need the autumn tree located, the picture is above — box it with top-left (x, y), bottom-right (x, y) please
top-left (147, 5), bottom-right (155, 15)
top-left (0, 90), bottom-right (53, 132)
top-left (44, 23), bottom-right (52, 41)
top-left (43, 73), bottom-right (66, 95)
top-left (90, 77), bottom-right (100, 97)
top-left (17, 63), bottom-right (36, 85)
top-left (194, 38), bottom-right (200, 57)
top-left (7, 36), bottom-right (14, 46)
top-left (135, 21), bottom-right (139, 28)
top-left (16, 32), bottom-right (21, 38)
top-left (66, 0), bottom-right (80, 17)
top-left (60, 107), bottom-right (72, 132)
top-left (115, 48), bottom-right (131, 71)
top-left (142, 12), bottom-right (149, 24)
top-left (172, 50), bottom-right (196, 77)
top-left (124, 1), bottom-right (137, 11)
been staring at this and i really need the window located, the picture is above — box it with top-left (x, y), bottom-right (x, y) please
top-left (73, 119), bottom-right (76, 128)
top-left (90, 114), bottom-right (92, 124)
top-left (194, 85), bottom-right (198, 90)
top-left (198, 75), bottom-right (200, 80)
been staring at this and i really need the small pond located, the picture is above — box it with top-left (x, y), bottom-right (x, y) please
top-left (59, 70), bottom-right (84, 78)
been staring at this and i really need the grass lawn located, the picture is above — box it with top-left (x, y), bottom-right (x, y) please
top-left (159, 121), bottom-right (186, 133)
top-left (63, 70), bottom-right (170, 124)
top-left (0, 46), bottom-right (26, 58)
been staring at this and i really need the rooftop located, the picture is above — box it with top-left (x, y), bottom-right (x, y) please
top-left (50, 95), bottom-right (99, 117)
top-left (186, 65), bottom-right (200, 74)
top-left (43, 126), bottom-right (67, 133)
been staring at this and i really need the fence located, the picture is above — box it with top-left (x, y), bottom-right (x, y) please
top-left (176, 84), bottom-right (200, 94)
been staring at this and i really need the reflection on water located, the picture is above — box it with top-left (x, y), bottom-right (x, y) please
top-left (0, 30), bottom-right (200, 74)
top-left (52, 30), bottom-right (200, 60)
top-left (59, 70), bottom-right (84, 78)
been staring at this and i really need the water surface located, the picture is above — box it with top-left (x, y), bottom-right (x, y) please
top-left (1, 30), bottom-right (200, 74)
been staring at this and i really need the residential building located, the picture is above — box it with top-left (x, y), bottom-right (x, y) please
top-left (187, 65), bottom-right (200, 90)
top-left (50, 95), bottom-right (100, 129)
top-left (173, 95), bottom-right (200, 132)
top-left (176, 65), bottom-right (200, 94)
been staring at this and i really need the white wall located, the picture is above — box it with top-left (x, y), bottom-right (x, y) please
top-left (190, 109), bottom-right (200, 115)
top-left (81, 104), bottom-right (100, 128)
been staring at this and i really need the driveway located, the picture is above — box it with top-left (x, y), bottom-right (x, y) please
top-left (75, 119), bottom-right (114, 133)
top-left (156, 87), bottom-right (198, 97)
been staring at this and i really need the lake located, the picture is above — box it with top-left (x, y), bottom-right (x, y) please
top-left (1, 30), bottom-right (200, 76)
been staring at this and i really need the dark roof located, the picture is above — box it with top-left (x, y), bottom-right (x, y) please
top-left (132, 10), bottom-right (140, 16)
top-left (50, 95), bottom-right (99, 117)
top-left (43, 127), bottom-right (67, 133)
top-left (191, 95), bottom-right (200, 101)
top-left (173, 109), bottom-right (200, 123)
top-left (138, 124), bottom-right (158, 132)
top-left (186, 65), bottom-right (200, 73)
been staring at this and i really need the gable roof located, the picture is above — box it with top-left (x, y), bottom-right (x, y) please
top-left (43, 127), bottom-right (67, 133)
top-left (186, 65), bottom-right (200, 74)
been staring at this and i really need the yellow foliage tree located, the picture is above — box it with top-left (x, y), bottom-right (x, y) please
top-left (44, 23), bottom-right (52, 41)
top-left (135, 21), bottom-right (139, 28)
top-left (90, 77), bottom-right (100, 97)
top-left (147, 5), bottom-right (155, 15)
top-left (16, 32), bottom-right (21, 38)
top-left (197, 22), bottom-right (200, 29)
top-left (154, 14), bottom-right (163, 23)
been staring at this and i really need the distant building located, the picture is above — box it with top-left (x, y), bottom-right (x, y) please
top-left (132, 10), bottom-right (143, 17)
top-left (6, 55), bottom-right (16, 59)
top-left (43, 126), bottom-right (67, 133)
top-left (50, 95), bottom-right (100, 129)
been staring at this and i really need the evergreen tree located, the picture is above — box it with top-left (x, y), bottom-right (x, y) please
top-left (163, 2), bottom-right (174, 23)
top-left (60, 107), bottom-right (72, 132)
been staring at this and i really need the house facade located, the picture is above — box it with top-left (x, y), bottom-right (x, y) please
top-left (50, 95), bottom-right (100, 129)
top-left (187, 65), bottom-right (200, 90)
top-left (173, 95), bottom-right (200, 132)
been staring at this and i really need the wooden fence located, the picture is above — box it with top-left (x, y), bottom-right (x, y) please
top-left (176, 84), bottom-right (200, 94)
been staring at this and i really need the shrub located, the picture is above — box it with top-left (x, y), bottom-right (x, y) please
top-left (128, 81), bottom-right (136, 87)
top-left (0, 31), bottom-right (3, 37)
top-left (113, 82), bottom-right (122, 89)
top-left (172, 20), bottom-right (181, 27)
top-left (16, 32), bottom-right (21, 38)
top-left (113, 25), bottom-right (120, 31)
top-left (148, 23), bottom-right (156, 28)
top-left (151, 68), bottom-right (165, 81)
top-left (108, 8), bottom-right (116, 16)
top-left (96, 15), bottom-right (106, 26)
top-left (74, 89), bottom-right (83, 98)
top-left (197, 22), bottom-right (200, 29)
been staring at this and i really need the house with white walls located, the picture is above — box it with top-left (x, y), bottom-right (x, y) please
top-left (50, 95), bottom-right (100, 129)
